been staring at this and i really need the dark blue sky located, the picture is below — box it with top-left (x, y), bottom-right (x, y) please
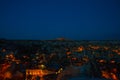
top-left (0, 0), bottom-right (120, 40)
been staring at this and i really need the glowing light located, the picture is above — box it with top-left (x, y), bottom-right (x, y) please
top-left (4, 71), bottom-right (12, 79)
top-left (101, 71), bottom-right (110, 79)
top-left (2, 49), bottom-right (6, 52)
top-left (111, 73), bottom-right (118, 80)
top-left (111, 60), bottom-right (115, 63)
top-left (99, 59), bottom-right (106, 63)
top-left (77, 46), bottom-right (84, 52)
top-left (26, 69), bottom-right (56, 79)
top-left (112, 68), bottom-right (117, 73)
top-left (66, 52), bottom-right (71, 55)
top-left (1, 64), bottom-right (11, 72)
top-left (38, 64), bottom-right (46, 69)
top-left (57, 68), bottom-right (63, 74)
top-left (72, 57), bottom-right (77, 60)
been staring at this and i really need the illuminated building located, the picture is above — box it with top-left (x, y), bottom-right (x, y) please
top-left (26, 69), bottom-right (57, 80)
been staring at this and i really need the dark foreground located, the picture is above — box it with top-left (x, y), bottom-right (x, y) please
top-left (0, 40), bottom-right (120, 80)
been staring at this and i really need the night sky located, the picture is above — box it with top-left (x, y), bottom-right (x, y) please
top-left (0, 0), bottom-right (120, 40)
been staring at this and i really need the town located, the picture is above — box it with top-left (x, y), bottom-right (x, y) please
top-left (0, 39), bottom-right (120, 80)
